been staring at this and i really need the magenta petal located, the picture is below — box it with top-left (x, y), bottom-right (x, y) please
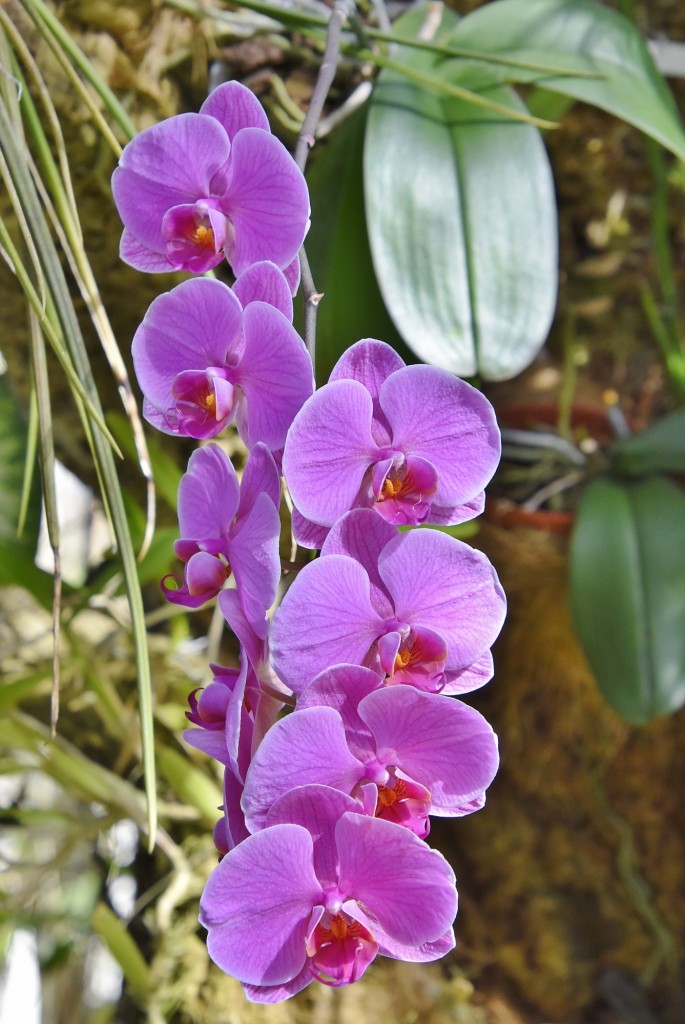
top-left (227, 492), bottom-right (281, 633)
top-left (429, 491), bottom-right (486, 526)
top-left (132, 278), bottom-right (243, 421)
top-left (242, 708), bottom-right (364, 832)
top-left (330, 338), bottom-right (405, 396)
top-left (224, 767), bottom-right (250, 850)
top-left (282, 254), bottom-right (301, 296)
top-left (183, 726), bottom-right (230, 764)
top-left (359, 687), bottom-right (499, 815)
top-left (118, 113), bottom-right (231, 195)
top-left (223, 129), bottom-right (310, 275)
top-left (379, 366), bottom-right (501, 508)
top-left (283, 381), bottom-right (378, 527)
top-left (321, 509), bottom-right (397, 618)
top-left (443, 650), bottom-right (494, 695)
top-left (218, 589), bottom-right (267, 676)
top-left (200, 81), bottom-right (270, 139)
top-left (185, 551), bottom-right (230, 599)
top-left (200, 824), bottom-right (321, 986)
top-left (297, 665), bottom-right (383, 760)
top-left (233, 301), bottom-right (313, 450)
top-left (119, 228), bottom-right (169, 271)
top-left (335, 814), bottom-right (457, 947)
top-left (270, 555), bottom-right (386, 694)
top-left (292, 507), bottom-right (330, 550)
top-left (352, 904), bottom-right (456, 963)
top-left (266, 785), bottom-right (362, 888)
top-left (232, 261), bottom-right (294, 321)
top-left (243, 965), bottom-right (313, 1004)
top-left (379, 529), bottom-right (506, 671)
top-left (178, 444), bottom-right (240, 541)
top-left (236, 441), bottom-right (281, 519)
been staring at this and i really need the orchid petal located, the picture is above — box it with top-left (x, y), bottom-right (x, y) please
top-left (267, 784), bottom-right (362, 888)
top-left (297, 665), bottom-right (382, 760)
top-left (270, 555), bottom-right (385, 693)
top-left (236, 442), bottom-right (281, 520)
top-left (200, 824), bottom-right (321, 986)
top-left (359, 687), bottom-right (499, 815)
top-left (242, 708), bottom-right (364, 832)
top-left (379, 366), bottom-right (501, 508)
top-left (228, 491), bottom-right (281, 634)
top-left (223, 129), bottom-right (310, 274)
top-left (233, 301), bottom-right (313, 451)
top-left (132, 278), bottom-right (243, 417)
top-left (335, 813), bottom-right (457, 947)
top-left (320, 509), bottom-right (396, 619)
top-left (178, 444), bottom-right (240, 541)
top-left (200, 81), bottom-right (270, 139)
top-left (283, 381), bottom-right (379, 527)
top-left (379, 529), bottom-right (506, 671)
top-left (232, 261), bottom-right (293, 321)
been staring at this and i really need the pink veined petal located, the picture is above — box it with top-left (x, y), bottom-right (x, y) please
top-left (217, 589), bottom-right (268, 676)
top-left (297, 665), bottom-right (383, 760)
top-left (358, 687), bottom-right (499, 815)
top-left (335, 813), bottom-right (458, 947)
top-left (200, 824), bottom-right (322, 986)
top-left (350, 904), bottom-right (456, 964)
top-left (283, 381), bottom-right (379, 527)
top-left (379, 529), bottom-right (506, 672)
top-left (132, 278), bottom-right (243, 415)
top-left (242, 964), bottom-right (313, 1004)
top-left (223, 766), bottom-right (249, 850)
top-left (330, 338), bottom-right (405, 445)
top-left (236, 442), bottom-right (281, 520)
top-left (233, 301), bottom-right (314, 451)
top-left (241, 708), bottom-right (364, 832)
top-left (321, 509), bottom-right (397, 618)
top-left (291, 507), bottom-right (330, 551)
top-left (113, 167), bottom-right (195, 258)
top-left (379, 365), bottom-right (501, 509)
top-left (200, 80), bottom-right (271, 140)
top-left (119, 227), bottom-right (169, 271)
top-left (443, 649), bottom-right (494, 695)
top-left (118, 113), bottom-right (231, 195)
top-left (182, 725), bottom-right (231, 764)
top-left (232, 261), bottom-right (294, 321)
top-left (223, 129), bottom-right (310, 275)
top-left (282, 254), bottom-right (301, 297)
top-left (266, 785), bottom-right (363, 889)
top-left (178, 444), bottom-right (240, 541)
top-left (428, 491), bottom-right (486, 526)
top-left (227, 491), bottom-right (281, 635)
top-left (270, 555), bottom-right (386, 694)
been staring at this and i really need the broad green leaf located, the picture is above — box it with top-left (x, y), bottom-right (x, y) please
top-left (609, 409), bottom-right (685, 478)
top-left (570, 475), bottom-right (685, 723)
top-left (91, 903), bottom-right (150, 995)
top-left (447, 0), bottom-right (685, 162)
top-left (364, 4), bottom-right (557, 379)
top-left (300, 104), bottom-right (412, 385)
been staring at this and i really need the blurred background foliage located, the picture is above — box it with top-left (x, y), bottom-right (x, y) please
top-left (1, 0), bottom-right (685, 1022)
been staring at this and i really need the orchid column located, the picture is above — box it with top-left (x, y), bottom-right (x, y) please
top-left (113, 79), bottom-right (506, 1003)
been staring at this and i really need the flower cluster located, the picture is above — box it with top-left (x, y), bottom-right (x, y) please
top-left (115, 81), bottom-right (506, 1003)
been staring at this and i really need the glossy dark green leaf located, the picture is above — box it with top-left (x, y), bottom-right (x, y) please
top-left (570, 475), bottom-right (685, 723)
top-left (300, 104), bottom-right (412, 385)
top-left (364, 4), bottom-right (558, 379)
top-left (448, 0), bottom-right (685, 162)
top-left (609, 409), bottom-right (685, 478)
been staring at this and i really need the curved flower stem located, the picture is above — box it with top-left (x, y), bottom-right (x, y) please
top-left (295, 0), bottom-right (355, 369)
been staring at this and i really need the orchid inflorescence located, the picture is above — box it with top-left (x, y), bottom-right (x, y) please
top-left (114, 80), bottom-right (506, 1003)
